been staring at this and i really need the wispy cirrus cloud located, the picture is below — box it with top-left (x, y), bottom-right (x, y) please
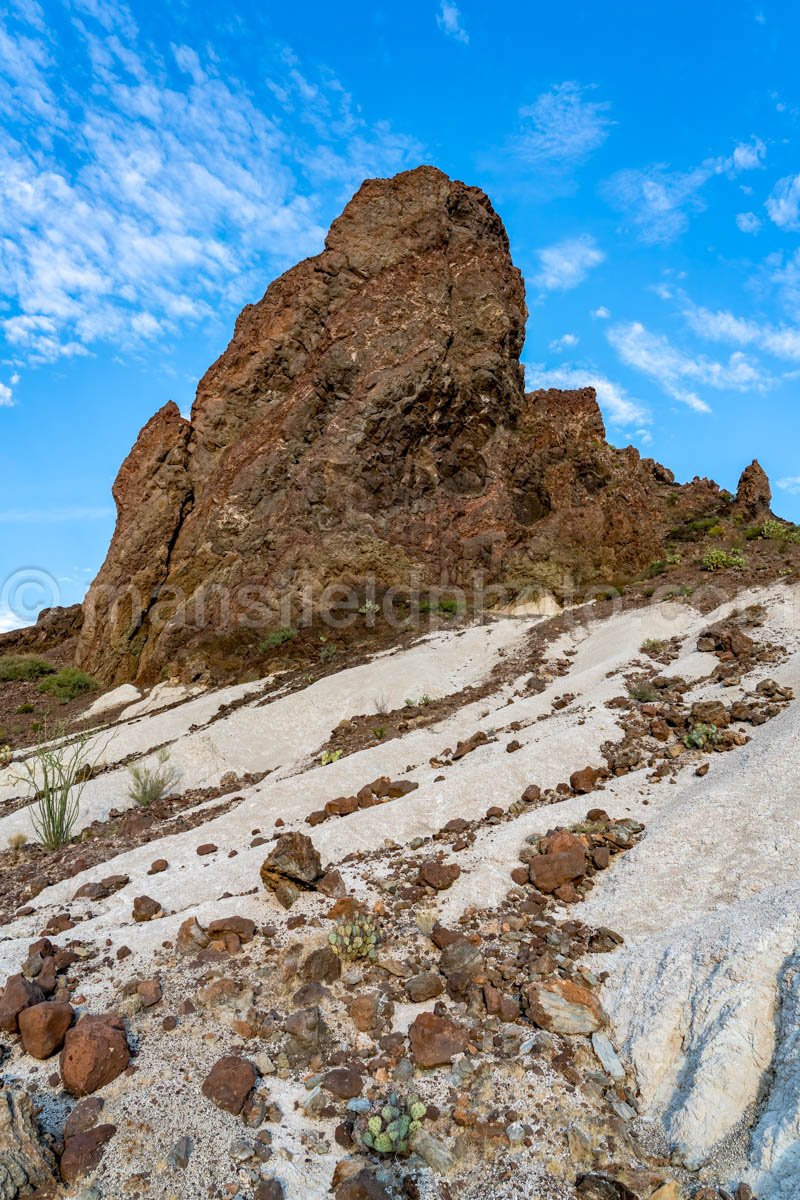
top-left (766, 174), bottom-right (800, 231)
top-left (526, 362), bottom-right (651, 432)
top-left (681, 302), bottom-right (800, 362)
top-left (603, 137), bottom-right (766, 244)
top-left (548, 333), bottom-right (579, 352)
top-left (777, 476), bottom-right (800, 494)
top-left (532, 234), bottom-right (604, 292)
top-left (0, 2), bottom-right (422, 368)
top-left (607, 321), bottom-right (768, 413)
top-left (515, 82), bottom-right (613, 167)
top-left (436, 1), bottom-right (469, 44)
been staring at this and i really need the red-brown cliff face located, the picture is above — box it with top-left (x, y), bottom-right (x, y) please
top-left (74, 166), bottom-right (768, 685)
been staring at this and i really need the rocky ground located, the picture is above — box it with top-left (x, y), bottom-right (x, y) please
top-left (1, 578), bottom-right (798, 1200)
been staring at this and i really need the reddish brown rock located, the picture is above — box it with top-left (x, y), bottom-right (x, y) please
top-left (201, 1055), bottom-right (257, 1114)
top-left (570, 765), bottom-right (601, 794)
top-left (409, 1011), bottom-right (469, 1067)
top-left (691, 700), bottom-right (730, 729)
top-left (60, 1015), bottom-right (130, 1096)
top-left (260, 832), bottom-right (322, 908)
top-left (418, 860), bottom-right (461, 891)
top-left (136, 979), bottom-right (162, 1008)
top-left (207, 915), bottom-right (256, 943)
top-left (521, 784), bottom-right (542, 803)
top-left (321, 1067), bottom-right (363, 1099)
top-left (0, 973), bottom-right (45, 1034)
top-left (60, 1124), bottom-right (116, 1183)
top-left (132, 895), bottom-right (162, 922)
top-left (176, 916), bottom-right (210, 954)
top-left (529, 848), bottom-right (586, 894)
top-left (18, 1001), bottom-right (73, 1059)
top-left (63, 1097), bottom-right (105, 1141)
top-left (404, 972), bottom-right (445, 1003)
top-left (334, 1171), bottom-right (392, 1200)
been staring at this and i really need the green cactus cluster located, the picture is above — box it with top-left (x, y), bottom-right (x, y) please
top-left (357, 1091), bottom-right (428, 1156)
top-left (328, 910), bottom-right (380, 960)
top-left (684, 722), bottom-right (720, 750)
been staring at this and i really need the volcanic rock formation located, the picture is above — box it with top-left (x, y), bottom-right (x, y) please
top-left (75, 166), bottom-right (771, 684)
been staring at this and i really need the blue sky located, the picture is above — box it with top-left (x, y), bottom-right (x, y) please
top-left (1, 0), bottom-right (799, 630)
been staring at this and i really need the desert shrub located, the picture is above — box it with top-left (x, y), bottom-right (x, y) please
top-left (702, 548), bottom-right (746, 572)
top-left (128, 748), bottom-right (180, 806)
top-left (641, 638), bottom-right (668, 656)
top-left (0, 655), bottom-right (55, 682)
top-left (37, 668), bottom-right (98, 703)
top-left (321, 749), bottom-right (342, 766)
top-left (669, 516), bottom-right (722, 542)
top-left (372, 726), bottom-right (386, 740)
top-left (319, 638), bottom-right (337, 662)
top-left (359, 600), bottom-right (381, 616)
top-left (15, 702), bottom-right (35, 714)
top-left (754, 519), bottom-right (800, 543)
top-left (647, 561), bottom-right (668, 577)
top-left (0, 744), bottom-right (11, 770)
top-left (627, 681), bottom-right (660, 703)
top-left (13, 731), bottom-right (100, 849)
top-left (259, 627), bottom-right (297, 650)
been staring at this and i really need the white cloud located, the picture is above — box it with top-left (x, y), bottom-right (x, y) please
top-left (682, 303), bottom-right (800, 361)
top-left (604, 138), bottom-right (767, 244)
top-left (0, 381), bottom-right (13, 406)
top-left (532, 234), bottom-right (604, 292)
top-left (608, 321), bottom-right (769, 413)
top-left (732, 138), bottom-right (766, 171)
top-left (0, 607), bottom-right (25, 633)
top-left (0, 505), bottom-right (114, 523)
top-left (548, 333), bottom-right (579, 352)
top-left (737, 211), bottom-right (761, 233)
top-left (436, 2), bottom-right (469, 44)
top-left (777, 476), bottom-right (800, 494)
top-left (591, 306), bottom-right (610, 319)
top-left (513, 82), bottom-right (613, 168)
top-left (769, 249), bottom-right (800, 316)
top-left (526, 362), bottom-right (650, 429)
top-left (0, 3), bottom-right (422, 366)
top-left (766, 174), bottom-right (800, 231)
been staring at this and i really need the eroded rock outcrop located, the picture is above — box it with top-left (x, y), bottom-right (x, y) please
top-left (75, 165), bottom-right (773, 684)
top-left (0, 1085), bottom-right (57, 1198)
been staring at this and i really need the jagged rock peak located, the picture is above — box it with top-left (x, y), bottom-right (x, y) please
top-left (735, 459), bottom-right (772, 520)
top-left (75, 167), bottom-right (766, 686)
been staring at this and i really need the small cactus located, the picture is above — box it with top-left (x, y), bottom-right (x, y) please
top-left (328, 910), bottom-right (381, 960)
top-left (355, 1091), bottom-right (429, 1157)
top-left (0, 745), bottom-right (11, 770)
top-left (683, 722), bottom-right (720, 750)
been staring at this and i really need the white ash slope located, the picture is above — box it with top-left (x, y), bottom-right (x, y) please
top-left (0, 584), bottom-right (798, 1199)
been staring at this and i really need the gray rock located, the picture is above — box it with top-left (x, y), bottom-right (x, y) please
top-left (591, 1031), bottom-right (625, 1080)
